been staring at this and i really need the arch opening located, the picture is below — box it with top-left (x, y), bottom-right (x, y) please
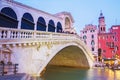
top-left (47, 46), bottom-right (89, 68)
top-left (48, 20), bottom-right (55, 32)
top-left (21, 13), bottom-right (34, 30)
top-left (57, 22), bottom-right (62, 33)
top-left (37, 17), bottom-right (46, 31)
top-left (0, 7), bottom-right (18, 28)
top-left (65, 17), bottom-right (71, 29)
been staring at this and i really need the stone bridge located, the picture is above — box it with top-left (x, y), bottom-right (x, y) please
top-left (0, 27), bottom-right (94, 76)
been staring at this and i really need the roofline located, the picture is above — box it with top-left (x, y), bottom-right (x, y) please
top-left (112, 25), bottom-right (120, 27)
top-left (3, 0), bottom-right (62, 20)
top-left (55, 11), bottom-right (75, 23)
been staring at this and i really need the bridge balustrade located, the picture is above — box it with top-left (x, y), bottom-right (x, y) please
top-left (0, 27), bottom-right (80, 41)
top-left (0, 28), bottom-right (34, 39)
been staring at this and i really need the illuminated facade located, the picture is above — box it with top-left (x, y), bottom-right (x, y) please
top-left (80, 11), bottom-right (120, 62)
top-left (98, 13), bottom-right (120, 59)
top-left (109, 25), bottom-right (120, 58)
top-left (98, 12), bottom-right (115, 59)
top-left (80, 24), bottom-right (98, 61)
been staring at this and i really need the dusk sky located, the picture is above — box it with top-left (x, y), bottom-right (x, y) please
top-left (14, 0), bottom-right (120, 33)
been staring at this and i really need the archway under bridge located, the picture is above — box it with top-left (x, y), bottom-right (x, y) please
top-left (48, 46), bottom-right (89, 68)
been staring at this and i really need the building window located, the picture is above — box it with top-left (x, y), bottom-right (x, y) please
top-left (91, 34), bottom-right (94, 39)
top-left (106, 36), bottom-right (108, 40)
top-left (114, 38), bottom-right (117, 41)
top-left (84, 40), bottom-right (87, 44)
top-left (112, 36), bottom-right (114, 39)
top-left (106, 42), bottom-right (109, 46)
top-left (91, 40), bottom-right (95, 45)
top-left (83, 35), bottom-right (87, 40)
top-left (103, 27), bottom-right (105, 31)
top-left (107, 42), bottom-right (114, 48)
top-left (111, 42), bottom-right (114, 48)
top-left (103, 50), bottom-right (106, 53)
top-left (101, 27), bottom-right (102, 31)
top-left (92, 47), bottom-right (94, 51)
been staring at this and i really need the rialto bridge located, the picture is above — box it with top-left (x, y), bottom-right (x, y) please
top-left (0, 0), bottom-right (94, 76)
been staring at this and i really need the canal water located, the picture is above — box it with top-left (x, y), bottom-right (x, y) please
top-left (36, 66), bottom-right (120, 80)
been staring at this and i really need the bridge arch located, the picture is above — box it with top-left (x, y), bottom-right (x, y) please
top-left (38, 42), bottom-right (94, 75)
top-left (48, 45), bottom-right (89, 67)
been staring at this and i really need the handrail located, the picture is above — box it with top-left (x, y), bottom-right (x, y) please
top-left (0, 63), bottom-right (18, 76)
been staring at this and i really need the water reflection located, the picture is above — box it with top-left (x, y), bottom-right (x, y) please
top-left (113, 70), bottom-right (120, 80)
top-left (37, 66), bottom-right (120, 80)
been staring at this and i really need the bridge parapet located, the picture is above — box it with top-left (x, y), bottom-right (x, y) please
top-left (0, 27), bottom-right (93, 61)
top-left (0, 27), bottom-right (80, 45)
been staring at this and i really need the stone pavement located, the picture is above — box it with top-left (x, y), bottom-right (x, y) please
top-left (0, 73), bottom-right (33, 80)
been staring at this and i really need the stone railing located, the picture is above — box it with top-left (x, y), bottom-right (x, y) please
top-left (0, 27), bottom-right (81, 44)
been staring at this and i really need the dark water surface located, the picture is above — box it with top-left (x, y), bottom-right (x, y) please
top-left (37, 66), bottom-right (120, 80)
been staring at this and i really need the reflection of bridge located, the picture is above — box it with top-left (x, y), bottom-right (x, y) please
top-left (0, 0), bottom-right (94, 76)
top-left (0, 27), bottom-right (94, 75)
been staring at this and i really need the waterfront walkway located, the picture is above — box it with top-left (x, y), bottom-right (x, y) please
top-left (0, 73), bottom-right (33, 80)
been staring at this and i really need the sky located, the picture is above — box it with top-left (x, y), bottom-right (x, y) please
top-left (14, 0), bottom-right (120, 33)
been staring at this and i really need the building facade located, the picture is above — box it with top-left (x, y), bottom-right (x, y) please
top-left (80, 24), bottom-right (98, 61)
top-left (109, 25), bottom-right (120, 58)
top-left (80, 11), bottom-right (120, 62)
top-left (98, 12), bottom-right (117, 61)
top-left (98, 33), bottom-right (115, 59)
top-left (98, 12), bottom-right (120, 61)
